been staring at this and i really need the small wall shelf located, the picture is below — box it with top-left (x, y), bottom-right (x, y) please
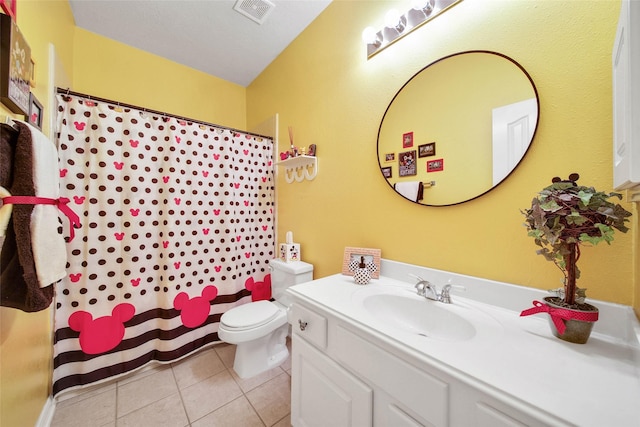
top-left (277, 155), bottom-right (318, 183)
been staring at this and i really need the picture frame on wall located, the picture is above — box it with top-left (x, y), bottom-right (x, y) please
top-left (0, 14), bottom-right (31, 115)
top-left (385, 152), bottom-right (395, 162)
top-left (342, 247), bottom-right (381, 279)
top-left (381, 166), bottom-right (392, 178)
top-left (418, 142), bottom-right (436, 158)
top-left (28, 92), bottom-right (42, 130)
top-left (399, 150), bottom-right (417, 177)
top-left (427, 158), bottom-right (444, 172)
top-left (403, 131), bottom-right (414, 148)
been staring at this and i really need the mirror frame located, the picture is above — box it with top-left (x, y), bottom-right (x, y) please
top-left (377, 50), bottom-right (540, 207)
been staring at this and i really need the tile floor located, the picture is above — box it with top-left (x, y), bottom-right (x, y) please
top-left (51, 341), bottom-right (292, 427)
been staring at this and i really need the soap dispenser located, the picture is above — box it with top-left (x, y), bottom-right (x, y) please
top-left (349, 256), bottom-right (377, 285)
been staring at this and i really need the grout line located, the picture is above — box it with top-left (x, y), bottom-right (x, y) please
top-left (114, 378), bottom-right (119, 424)
top-left (171, 363), bottom-right (193, 425)
top-left (245, 370), bottom-right (291, 427)
top-left (244, 389), bottom-right (269, 427)
top-left (221, 355), bottom-right (269, 426)
top-left (272, 413), bottom-right (290, 427)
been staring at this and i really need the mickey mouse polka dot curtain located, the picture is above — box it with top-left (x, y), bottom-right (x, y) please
top-left (52, 94), bottom-right (275, 395)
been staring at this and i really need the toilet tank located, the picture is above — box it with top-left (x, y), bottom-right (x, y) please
top-left (270, 259), bottom-right (313, 306)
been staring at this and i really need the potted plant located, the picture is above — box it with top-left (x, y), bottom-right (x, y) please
top-left (520, 173), bottom-right (632, 344)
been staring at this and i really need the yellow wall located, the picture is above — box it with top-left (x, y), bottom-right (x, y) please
top-left (72, 29), bottom-right (247, 131)
top-left (1, 2), bottom-right (75, 426)
top-left (247, 0), bottom-right (638, 308)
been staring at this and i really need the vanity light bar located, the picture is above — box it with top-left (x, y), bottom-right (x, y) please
top-left (362, 0), bottom-right (464, 59)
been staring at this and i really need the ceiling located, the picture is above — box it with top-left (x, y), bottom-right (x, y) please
top-left (69, 0), bottom-right (332, 87)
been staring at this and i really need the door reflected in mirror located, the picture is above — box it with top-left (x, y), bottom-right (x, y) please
top-left (377, 51), bottom-right (539, 206)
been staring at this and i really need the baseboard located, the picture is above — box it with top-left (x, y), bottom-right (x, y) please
top-left (35, 396), bottom-right (56, 427)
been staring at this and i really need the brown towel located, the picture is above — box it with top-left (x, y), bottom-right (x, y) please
top-left (0, 122), bottom-right (54, 312)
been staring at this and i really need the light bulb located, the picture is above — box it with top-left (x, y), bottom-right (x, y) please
top-left (411, 0), bottom-right (434, 15)
top-left (385, 9), bottom-right (406, 33)
top-left (384, 9), bottom-right (401, 28)
top-left (361, 27), bottom-right (379, 45)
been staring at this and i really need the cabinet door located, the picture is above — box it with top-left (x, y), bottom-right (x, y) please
top-left (613, 0), bottom-right (640, 190)
top-left (291, 336), bottom-right (373, 427)
top-left (380, 400), bottom-right (427, 427)
top-left (335, 326), bottom-right (448, 427)
top-left (450, 379), bottom-right (570, 427)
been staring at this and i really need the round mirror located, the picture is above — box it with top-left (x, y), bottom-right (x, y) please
top-left (377, 51), bottom-right (539, 206)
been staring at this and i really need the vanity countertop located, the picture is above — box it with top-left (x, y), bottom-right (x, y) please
top-left (286, 262), bottom-right (640, 427)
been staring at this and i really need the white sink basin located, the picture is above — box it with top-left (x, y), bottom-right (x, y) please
top-left (351, 282), bottom-right (503, 343)
top-left (362, 293), bottom-right (476, 341)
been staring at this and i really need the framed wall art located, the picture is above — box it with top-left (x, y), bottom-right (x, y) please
top-left (342, 247), bottom-right (381, 279)
top-left (28, 92), bottom-right (42, 130)
top-left (0, 13), bottom-right (31, 115)
top-left (399, 150), bottom-right (417, 177)
top-left (418, 142), bottom-right (436, 158)
top-left (402, 131), bottom-right (414, 148)
top-left (384, 152), bottom-right (395, 162)
top-left (381, 166), bottom-right (392, 178)
top-left (427, 158), bottom-right (444, 172)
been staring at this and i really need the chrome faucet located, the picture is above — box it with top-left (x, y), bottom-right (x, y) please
top-left (439, 283), bottom-right (459, 304)
top-left (410, 275), bottom-right (465, 304)
top-left (410, 274), bottom-right (438, 301)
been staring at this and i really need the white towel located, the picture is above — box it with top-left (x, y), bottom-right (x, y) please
top-left (0, 186), bottom-right (12, 237)
top-left (21, 121), bottom-right (68, 287)
top-left (394, 181), bottom-right (421, 202)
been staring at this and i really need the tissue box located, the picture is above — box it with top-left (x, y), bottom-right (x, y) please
top-left (279, 243), bottom-right (300, 263)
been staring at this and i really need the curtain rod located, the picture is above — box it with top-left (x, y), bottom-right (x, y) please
top-left (56, 88), bottom-right (272, 140)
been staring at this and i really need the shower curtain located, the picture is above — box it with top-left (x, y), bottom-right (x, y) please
top-left (52, 94), bottom-right (275, 395)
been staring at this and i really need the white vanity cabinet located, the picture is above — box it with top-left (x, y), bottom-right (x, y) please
top-left (290, 300), bottom-right (433, 427)
top-left (448, 381), bottom-right (552, 427)
top-left (291, 337), bottom-right (373, 427)
top-left (290, 303), bottom-right (373, 427)
top-left (289, 298), bottom-right (559, 427)
top-left (287, 266), bottom-right (640, 427)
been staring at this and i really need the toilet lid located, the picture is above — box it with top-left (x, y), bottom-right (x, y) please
top-left (221, 300), bottom-right (281, 330)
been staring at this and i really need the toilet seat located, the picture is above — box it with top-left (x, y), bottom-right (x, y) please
top-left (220, 300), bottom-right (281, 330)
top-left (218, 300), bottom-right (288, 344)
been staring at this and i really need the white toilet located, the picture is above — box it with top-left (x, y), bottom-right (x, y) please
top-left (218, 258), bottom-right (313, 378)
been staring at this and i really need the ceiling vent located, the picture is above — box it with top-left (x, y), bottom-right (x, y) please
top-left (233, 0), bottom-right (276, 25)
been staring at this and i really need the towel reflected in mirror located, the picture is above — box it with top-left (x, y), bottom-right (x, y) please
top-left (393, 181), bottom-right (424, 202)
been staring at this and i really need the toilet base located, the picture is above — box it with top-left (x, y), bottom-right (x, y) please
top-left (232, 323), bottom-right (289, 379)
